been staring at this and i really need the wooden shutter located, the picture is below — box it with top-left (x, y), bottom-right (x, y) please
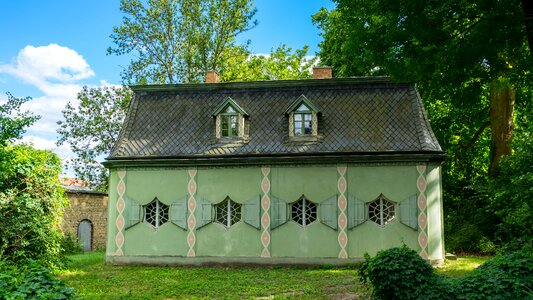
top-left (400, 194), bottom-right (418, 230)
top-left (243, 195), bottom-right (261, 229)
top-left (270, 196), bottom-right (288, 229)
top-left (195, 197), bottom-right (213, 229)
top-left (347, 194), bottom-right (367, 229)
top-left (170, 196), bottom-right (188, 230)
top-left (319, 195), bottom-right (338, 230)
top-left (124, 195), bottom-right (141, 229)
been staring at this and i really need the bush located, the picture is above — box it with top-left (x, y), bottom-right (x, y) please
top-left (359, 246), bottom-right (452, 299)
top-left (360, 246), bottom-right (532, 300)
top-left (0, 145), bottom-right (68, 267)
top-left (60, 233), bottom-right (83, 255)
top-left (0, 260), bottom-right (75, 299)
top-left (455, 247), bottom-right (533, 299)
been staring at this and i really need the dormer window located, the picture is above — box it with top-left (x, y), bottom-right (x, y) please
top-left (285, 95), bottom-right (320, 137)
top-left (294, 103), bottom-right (313, 135)
top-left (221, 106), bottom-right (239, 137)
top-left (213, 97), bottom-right (248, 140)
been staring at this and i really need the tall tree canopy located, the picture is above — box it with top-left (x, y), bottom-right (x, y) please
top-left (108, 0), bottom-right (257, 84)
top-left (313, 0), bottom-right (532, 172)
top-left (57, 86), bottom-right (132, 191)
top-left (0, 93), bottom-right (40, 146)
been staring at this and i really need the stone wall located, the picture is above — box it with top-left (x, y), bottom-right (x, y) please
top-left (61, 190), bottom-right (108, 251)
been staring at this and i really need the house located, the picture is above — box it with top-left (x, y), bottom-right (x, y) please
top-left (103, 67), bottom-right (446, 265)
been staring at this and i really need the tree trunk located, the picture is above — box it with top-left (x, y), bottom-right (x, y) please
top-left (489, 77), bottom-right (515, 174)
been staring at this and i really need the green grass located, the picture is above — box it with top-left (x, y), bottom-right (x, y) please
top-left (435, 256), bottom-right (490, 278)
top-left (59, 252), bottom-right (489, 299)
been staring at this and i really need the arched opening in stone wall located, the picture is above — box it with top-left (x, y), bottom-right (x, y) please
top-left (77, 219), bottom-right (93, 251)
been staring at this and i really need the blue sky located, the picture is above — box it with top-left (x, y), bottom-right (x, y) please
top-left (0, 0), bottom-right (334, 173)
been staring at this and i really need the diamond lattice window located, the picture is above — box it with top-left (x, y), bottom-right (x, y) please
top-left (215, 197), bottom-right (241, 227)
top-left (368, 195), bottom-right (395, 227)
top-left (290, 196), bottom-right (317, 226)
top-left (144, 198), bottom-right (169, 228)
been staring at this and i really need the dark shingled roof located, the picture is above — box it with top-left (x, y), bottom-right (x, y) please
top-left (107, 77), bottom-right (443, 162)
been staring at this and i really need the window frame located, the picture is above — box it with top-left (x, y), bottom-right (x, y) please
top-left (290, 196), bottom-right (317, 227)
top-left (215, 197), bottom-right (242, 228)
top-left (220, 108), bottom-right (239, 137)
top-left (293, 104), bottom-right (313, 136)
top-left (368, 195), bottom-right (396, 227)
top-left (143, 198), bottom-right (169, 228)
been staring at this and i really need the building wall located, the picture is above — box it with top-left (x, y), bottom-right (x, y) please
top-left (106, 163), bottom-right (444, 264)
top-left (62, 191), bottom-right (108, 250)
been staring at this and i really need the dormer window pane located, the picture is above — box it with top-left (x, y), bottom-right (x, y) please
top-left (294, 113), bottom-right (312, 136)
top-left (222, 115), bottom-right (238, 137)
top-left (224, 106), bottom-right (236, 113)
top-left (296, 103), bottom-right (310, 112)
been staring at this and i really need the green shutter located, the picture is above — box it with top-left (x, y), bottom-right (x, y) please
top-left (243, 195), bottom-right (261, 229)
top-left (347, 194), bottom-right (367, 229)
top-left (124, 195), bottom-right (141, 229)
top-left (195, 197), bottom-right (213, 229)
top-left (170, 196), bottom-right (188, 230)
top-left (400, 194), bottom-right (418, 230)
top-left (319, 195), bottom-right (338, 230)
top-left (270, 196), bottom-right (288, 229)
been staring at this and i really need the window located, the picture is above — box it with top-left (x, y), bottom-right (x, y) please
top-left (220, 106), bottom-right (239, 137)
top-left (213, 97), bottom-right (248, 139)
top-left (291, 196), bottom-right (317, 227)
top-left (215, 197), bottom-right (241, 228)
top-left (293, 104), bottom-right (312, 135)
top-left (285, 95), bottom-right (320, 137)
top-left (368, 195), bottom-right (395, 227)
top-left (144, 198), bottom-right (169, 228)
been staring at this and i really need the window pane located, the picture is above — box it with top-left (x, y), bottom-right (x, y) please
top-left (304, 120), bottom-right (312, 134)
top-left (230, 116), bottom-right (238, 136)
top-left (304, 114), bottom-right (311, 121)
top-left (296, 103), bottom-right (310, 111)
top-left (294, 114), bottom-right (302, 121)
top-left (221, 116), bottom-right (229, 137)
top-left (294, 120), bottom-right (303, 135)
top-left (224, 106), bottom-right (236, 113)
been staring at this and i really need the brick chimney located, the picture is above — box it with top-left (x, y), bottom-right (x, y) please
top-left (312, 66), bottom-right (333, 79)
top-left (205, 70), bottom-right (220, 83)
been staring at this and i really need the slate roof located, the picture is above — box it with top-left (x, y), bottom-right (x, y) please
top-left (107, 77), bottom-right (443, 163)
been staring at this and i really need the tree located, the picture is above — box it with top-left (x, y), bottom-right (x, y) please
top-left (108, 0), bottom-right (257, 84)
top-left (220, 44), bottom-right (317, 82)
top-left (57, 86), bottom-right (132, 191)
top-left (313, 0), bottom-right (532, 173)
top-left (0, 93), bottom-right (40, 145)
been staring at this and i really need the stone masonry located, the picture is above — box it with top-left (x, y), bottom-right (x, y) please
top-left (61, 189), bottom-right (108, 250)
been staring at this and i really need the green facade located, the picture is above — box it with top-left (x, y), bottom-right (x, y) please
top-left (106, 163), bottom-right (445, 264)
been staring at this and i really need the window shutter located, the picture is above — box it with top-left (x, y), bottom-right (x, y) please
top-left (400, 194), bottom-right (418, 230)
top-left (170, 196), bottom-right (188, 230)
top-left (347, 194), bottom-right (367, 229)
top-left (270, 196), bottom-right (288, 229)
top-left (124, 195), bottom-right (141, 229)
top-left (319, 195), bottom-right (338, 230)
top-left (195, 197), bottom-right (213, 229)
top-left (243, 195), bottom-right (261, 229)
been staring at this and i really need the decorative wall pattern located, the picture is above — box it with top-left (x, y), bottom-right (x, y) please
top-left (337, 165), bottom-right (348, 258)
top-left (187, 168), bottom-right (198, 257)
top-left (288, 113), bottom-right (294, 137)
top-left (215, 115), bottom-right (221, 139)
top-left (312, 113), bottom-right (318, 135)
top-left (115, 169), bottom-right (126, 256)
top-left (260, 166), bottom-right (271, 257)
top-left (416, 165), bottom-right (429, 259)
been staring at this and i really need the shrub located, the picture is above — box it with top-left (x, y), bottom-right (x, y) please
top-left (359, 246), bottom-right (453, 299)
top-left (454, 247), bottom-right (533, 299)
top-left (0, 260), bottom-right (75, 299)
top-left (361, 246), bottom-right (533, 300)
top-left (60, 233), bottom-right (83, 255)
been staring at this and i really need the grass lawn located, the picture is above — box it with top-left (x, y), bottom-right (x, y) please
top-left (59, 252), bottom-right (488, 299)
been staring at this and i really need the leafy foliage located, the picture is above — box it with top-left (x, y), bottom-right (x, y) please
top-left (57, 85), bottom-right (132, 191)
top-left (220, 44), bottom-right (317, 82)
top-left (0, 93), bottom-right (40, 145)
top-left (359, 246), bottom-right (452, 299)
top-left (0, 260), bottom-right (75, 299)
top-left (361, 246), bottom-right (533, 300)
top-left (109, 0), bottom-right (257, 84)
top-left (0, 144), bottom-right (68, 267)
